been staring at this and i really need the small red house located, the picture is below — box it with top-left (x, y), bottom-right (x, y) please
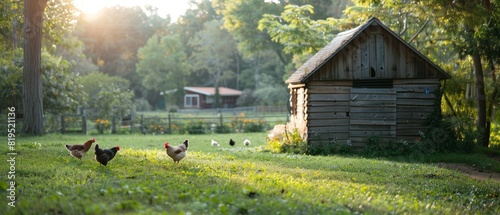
top-left (184, 87), bottom-right (242, 109)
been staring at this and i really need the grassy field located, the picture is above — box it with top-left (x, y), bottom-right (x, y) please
top-left (1, 133), bottom-right (500, 214)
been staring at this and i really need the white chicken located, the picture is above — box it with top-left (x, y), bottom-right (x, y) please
top-left (164, 139), bottom-right (189, 163)
top-left (243, 139), bottom-right (251, 146)
top-left (211, 139), bottom-right (220, 147)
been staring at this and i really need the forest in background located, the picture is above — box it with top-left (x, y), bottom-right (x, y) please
top-left (1, 0), bottom-right (499, 147)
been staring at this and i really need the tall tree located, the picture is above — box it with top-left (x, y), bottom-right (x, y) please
top-left (136, 34), bottom-right (188, 107)
top-left (215, 0), bottom-right (290, 92)
top-left (404, 0), bottom-right (499, 147)
top-left (22, 0), bottom-right (48, 135)
top-left (258, 4), bottom-right (338, 66)
top-left (189, 19), bottom-right (237, 108)
top-left (74, 6), bottom-right (166, 97)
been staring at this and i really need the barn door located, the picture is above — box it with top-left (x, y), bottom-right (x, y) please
top-left (349, 88), bottom-right (396, 144)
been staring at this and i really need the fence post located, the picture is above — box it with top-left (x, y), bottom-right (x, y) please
top-left (129, 112), bottom-right (134, 134)
top-left (111, 115), bottom-right (117, 134)
top-left (81, 108), bottom-right (87, 134)
top-left (140, 114), bottom-right (144, 134)
top-left (168, 114), bottom-right (172, 134)
top-left (61, 115), bottom-right (65, 134)
top-left (219, 113), bottom-right (223, 128)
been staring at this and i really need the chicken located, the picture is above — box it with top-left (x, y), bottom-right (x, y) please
top-left (243, 139), bottom-right (251, 146)
top-left (211, 139), bottom-right (220, 147)
top-left (65, 138), bottom-right (96, 159)
top-left (229, 138), bottom-right (235, 146)
top-left (165, 139), bottom-right (189, 163)
top-left (94, 144), bottom-right (120, 166)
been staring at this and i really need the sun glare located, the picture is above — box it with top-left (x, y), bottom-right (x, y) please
top-left (73, 0), bottom-right (106, 15)
top-left (73, 0), bottom-right (190, 20)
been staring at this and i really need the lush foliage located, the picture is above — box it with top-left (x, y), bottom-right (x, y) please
top-left (0, 48), bottom-right (23, 111)
top-left (258, 5), bottom-right (337, 58)
top-left (79, 72), bottom-right (134, 120)
top-left (1, 133), bottom-right (499, 214)
top-left (267, 129), bottom-right (308, 154)
top-left (136, 34), bottom-right (187, 107)
top-left (0, 48), bottom-right (84, 114)
top-left (94, 119), bottom-right (111, 134)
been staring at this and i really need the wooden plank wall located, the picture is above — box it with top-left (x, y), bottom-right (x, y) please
top-left (309, 25), bottom-right (440, 81)
top-left (349, 88), bottom-right (396, 145)
top-left (395, 79), bottom-right (440, 141)
top-left (306, 81), bottom-right (352, 146)
top-left (289, 87), bottom-right (308, 137)
top-left (303, 79), bottom-right (440, 147)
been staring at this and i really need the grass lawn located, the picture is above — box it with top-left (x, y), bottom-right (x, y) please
top-left (1, 133), bottom-right (500, 214)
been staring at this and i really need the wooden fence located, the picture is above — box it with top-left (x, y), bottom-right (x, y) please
top-left (0, 106), bottom-right (289, 135)
top-left (55, 112), bottom-right (288, 135)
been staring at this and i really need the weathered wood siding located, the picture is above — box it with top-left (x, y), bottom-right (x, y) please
top-left (309, 25), bottom-right (441, 81)
top-left (301, 79), bottom-right (440, 147)
top-left (395, 79), bottom-right (440, 141)
top-left (289, 86), bottom-right (308, 138)
top-left (306, 81), bottom-right (353, 146)
top-left (350, 88), bottom-right (396, 144)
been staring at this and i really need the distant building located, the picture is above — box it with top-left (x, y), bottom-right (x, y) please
top-left (184, 87), bottom-right (242, 109)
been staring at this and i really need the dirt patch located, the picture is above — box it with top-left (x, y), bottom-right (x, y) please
top-left (437, 163), bottom-right (500, 181)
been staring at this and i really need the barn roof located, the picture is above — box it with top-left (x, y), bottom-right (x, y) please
top-left (184, 87), bottom-right (242, 96)
top-left (285, 17), bottom-right (451, 84)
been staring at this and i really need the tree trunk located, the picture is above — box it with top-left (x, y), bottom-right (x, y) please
top-left (22, 0), bottom-right (48, 135)
top-left (472, 53), bottom-right (489, 147)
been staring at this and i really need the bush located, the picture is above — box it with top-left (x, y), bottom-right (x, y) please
top-left (186, 120), bottom-right (206, 134)
top-left (229, 113), bottom-right (268, 133)
top-left (242, 119), bottom-right (266, 132)
top-left (135, 98), bottom-right (152, 111)
top-left (363, 136), bottom-right (411, 156)
top-left (266, 129), bottom-right (308, 154)
top-left (215, 124), bottom-right (233, 133)
top-left (363, 116), bottom-right (477, 157)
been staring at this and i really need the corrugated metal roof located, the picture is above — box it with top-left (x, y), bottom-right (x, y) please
top-left (285, 17), bottom-right (451, 84)
top-left (184, 87), bottom-right (242, 96)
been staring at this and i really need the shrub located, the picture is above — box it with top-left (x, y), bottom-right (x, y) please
top-left (215, 124), bottom-right (233, 133)
top-left (186, 120), bottom-right (206, 134)
top-left (363, 135), bottom-right (411, 156)
top-left (242, 119), bottom-right (266, 132)
top-left (230, 114), bottom-right (268, 133)
top-left (95, 119), bottom-right (110, 134)
top-left (148, 124), bottom-right (167, 134)
top-left (307, 137), bottom-right (354, 155)
top-left (266, 129), bottom-right (308, 154)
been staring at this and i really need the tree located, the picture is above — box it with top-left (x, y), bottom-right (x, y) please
top-left (74, 6), bottom-right (168, 97)
top-left (189, 19), bottom-right (237, 108)
top-left (79, 72), bottom-right (134, 119)
top-left (136, 34), bottom-right (188, 107)
top-left (258, 4), bottom-right (338, 68)
top-left (22, 0), bottom-right (48, 135)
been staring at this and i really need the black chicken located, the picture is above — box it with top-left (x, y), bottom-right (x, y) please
top-left (94, 144), bottom-right (120, 166)
top-left (229, 138), bottom-right (235, 146)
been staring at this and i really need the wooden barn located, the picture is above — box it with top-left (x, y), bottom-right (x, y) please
top-left (184, 86), bottom-right (242, 109)
top-left (285, 17), bottom-right (451, 147)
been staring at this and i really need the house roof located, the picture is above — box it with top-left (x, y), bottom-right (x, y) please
top-left (184, 87), bottom-right (242, 96)
top-left (285, 17), bottom-right (451, 84)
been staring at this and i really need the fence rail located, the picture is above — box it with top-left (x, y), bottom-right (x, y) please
top-left (0, 106), bottom-right (289, 135)
top-left (129, 113), bottom-right (287, 135)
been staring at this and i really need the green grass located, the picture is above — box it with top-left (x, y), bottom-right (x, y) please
top-left (1, 133), bottom-right (500, 214)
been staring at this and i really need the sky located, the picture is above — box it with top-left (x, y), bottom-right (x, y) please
top-left (73, 0), bottom-right (191, 21)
